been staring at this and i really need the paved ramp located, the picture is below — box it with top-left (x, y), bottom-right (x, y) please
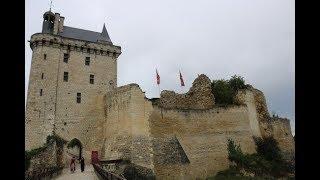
top-left (54, 164), bottom-right (98, 180)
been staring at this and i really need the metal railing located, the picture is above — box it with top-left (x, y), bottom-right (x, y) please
top-left (93, 163), bottom-right (126, 180)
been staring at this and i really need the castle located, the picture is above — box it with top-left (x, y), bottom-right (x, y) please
top-left (26, 10), bottom-right (294, 179)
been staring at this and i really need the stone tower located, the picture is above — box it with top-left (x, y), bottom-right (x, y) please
top-left (25, 10), bottom-right (121, 150)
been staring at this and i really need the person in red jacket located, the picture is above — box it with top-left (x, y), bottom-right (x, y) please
top-left (70, 156), bottom-right (76, 173)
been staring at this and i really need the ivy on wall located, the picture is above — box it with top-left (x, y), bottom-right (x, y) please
top-left (25, 134), bottom-right (67, 171)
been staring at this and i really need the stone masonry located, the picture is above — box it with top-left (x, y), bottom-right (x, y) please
top-left (25, 10), bottom-right (121, 150)
top-left (159, 74), bottom-right (214, 110)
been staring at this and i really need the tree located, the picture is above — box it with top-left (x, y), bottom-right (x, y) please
top-left (254, 137), bottom-right (282, 162)
top-left (211, 80), bottom-right (234, 105)
top-left (67, 138), bottom-right (83, 160)
top-left (211, 75), bottom-right (247, 106)
top-left (229, 75), bottom-right (246, 91)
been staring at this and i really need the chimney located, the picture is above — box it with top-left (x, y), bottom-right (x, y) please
top-left (53, 13), bottom-right (60, 34)
top-left (58, 16), bottom-right (64, 33)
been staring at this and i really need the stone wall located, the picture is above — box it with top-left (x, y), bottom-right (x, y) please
top-left (235, 87), bottom-right (273, 138)
top-left (159, 74), bottom-right (214, 110)
top-left (271, 117), bottom-right (295, 157)
top-left (29, 141), bottom-right (64, 171)
top-left (149, 106), bottom-right (256, 179)
top-left (103, 84), bottom-right (155, 170)
top-left (235, 87), bottom-right (294, 155)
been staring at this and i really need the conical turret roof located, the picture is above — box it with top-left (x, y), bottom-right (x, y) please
top-left (99, 23), bottom-right (112, 44)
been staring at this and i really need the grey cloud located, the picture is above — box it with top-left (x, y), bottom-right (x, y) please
top-left (25, 0), bottom-right (294, 134)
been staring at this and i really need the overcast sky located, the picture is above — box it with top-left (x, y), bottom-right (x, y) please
top-left (25, 0), bottom-right (295, 135)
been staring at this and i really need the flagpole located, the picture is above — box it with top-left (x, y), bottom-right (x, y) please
top-left (158, 83), bottom-right (161, 98)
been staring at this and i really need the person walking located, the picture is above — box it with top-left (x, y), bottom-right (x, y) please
top-left (70, 156), bottom-right (76, 173)
top-left (80, 156), bottom-right (85, 172)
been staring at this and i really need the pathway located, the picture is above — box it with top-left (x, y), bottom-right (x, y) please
top-left (53, 164), bottom-right (98, 180)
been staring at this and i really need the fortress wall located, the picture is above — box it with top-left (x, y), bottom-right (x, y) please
top-left (235, 89), bottom-right (262, 137)
top-left (236, 88), bottom-right (294, 154)
top-left (251, 88), bottom-right (274, 138)
top-left (271, 118), bottom-right (295, 156)
top-left (149, 106), bottom-right (257, 179)
top-left (235, 88), bottom-right (273, 138)
top-left (103, 84), bottom-right (155, 170)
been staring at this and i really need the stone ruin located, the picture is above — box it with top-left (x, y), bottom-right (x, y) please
top-left (159, 74), bottom-right (215, 109)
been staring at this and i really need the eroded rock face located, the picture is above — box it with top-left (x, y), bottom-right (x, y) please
top-left (159, 74), bottom-right (214, 109)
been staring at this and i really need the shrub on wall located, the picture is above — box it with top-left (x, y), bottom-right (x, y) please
top-left (25, 134), bottom-right (66, 171)
top-left (208, 137), bottom-right (294, 179)
top-left (229, 75), bottom-right (246, 91)
top-left (25, 146), bottom-right (48, 171)
top-left (211, 80), bottom-right (234, 105)
top-left (46, 134), bottom-right (67, 147)
top-left (211, 75), bottom-right (246, 105)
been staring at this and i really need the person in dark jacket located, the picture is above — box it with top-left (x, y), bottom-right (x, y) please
top-left (80, 157), bottom-right (85, 172)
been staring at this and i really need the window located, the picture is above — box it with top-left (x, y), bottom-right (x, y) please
top-left (40, 89), bottom-right (43, 96)
top-left (90, 74), bottom-right (94, 84)
top-left (87, 48), bottom-right (90, 53)
top-left (41, 73), bottom-right (44, 79)
top-left (76, 93), bottom-right (81, 103)
top-left (44, 54), bottom-right (47, 60)
top-left (63, 53), bottom-right (69, 63)
top-left (85, 57), bottom-right (90, 66)
top-left (63, 72), bottom-right (69, 82)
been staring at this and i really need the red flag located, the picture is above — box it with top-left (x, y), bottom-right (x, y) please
top-left (156, 69), bottom-right (160, 85)
top-left (179, 71), bottom-right (185, 86)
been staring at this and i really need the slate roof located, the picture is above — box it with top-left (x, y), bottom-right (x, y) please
top-left (58, 24), bottom-right (112, 44)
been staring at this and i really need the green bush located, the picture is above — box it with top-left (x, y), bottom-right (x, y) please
top-left (211, 75), bottom-right (246, 105)
top-left (46, 134), bottom-right (67, 146)
top-left (229, 75), bottom-right (246, 91)
top-left (210, 138), bottom-right (294, 179)
top-left (254, 137), bottom-right (282, 162)
top-left (212, 80), bottom-right (234, 105)
top-left (25, 146), bottom-right (48, 171)
top-left (25, 134), bottom-right (66, 171)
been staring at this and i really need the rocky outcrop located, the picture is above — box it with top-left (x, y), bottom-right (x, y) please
top-left (159, 74), bottom-right (214, 109)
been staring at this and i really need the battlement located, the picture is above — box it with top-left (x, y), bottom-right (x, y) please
top-left (158, 74), bottom-right (215, 110)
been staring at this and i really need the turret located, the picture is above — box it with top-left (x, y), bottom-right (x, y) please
top-left (42, 11), bottom-right (55, 33)
top-left (42, 11), bottom-right (64, 34)
top-left (53, 13), bottom-right (60, 34)
top-left (59, 16), bottom-right (65, 33)
top-left (98, 23), bottom-right (113, 45)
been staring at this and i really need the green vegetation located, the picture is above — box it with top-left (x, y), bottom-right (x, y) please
top-left (25, 146), bottom-right (47, 171)
top-left (46, 134), bottom-right (67, 146)
top-left (25, 134), bottom-right (67, 171)
top-left (207, 137), bottom-right (294, 179)
top-left (211, 75), bottom-right (247, 105)
top-left (67, 138), bottom-right (83, 160)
